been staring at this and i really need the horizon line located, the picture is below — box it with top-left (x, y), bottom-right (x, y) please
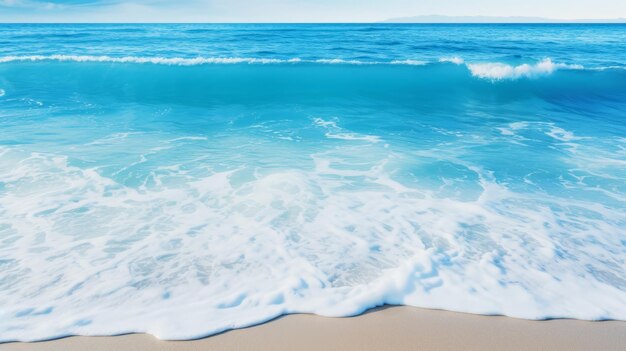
top-left (2, 14), bottom-right (626, 24)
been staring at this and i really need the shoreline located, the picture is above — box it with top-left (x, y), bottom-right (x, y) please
top-left (2, 306), bottom-right (625, 351)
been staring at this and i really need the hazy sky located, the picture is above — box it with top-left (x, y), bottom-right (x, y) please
top-left (1, 0), bottom-right (625, 22)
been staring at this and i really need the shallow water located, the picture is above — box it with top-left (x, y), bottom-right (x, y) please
top-left (0, 24), bottom-right (625, 341)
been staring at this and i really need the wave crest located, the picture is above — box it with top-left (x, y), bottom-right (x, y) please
top-left (439, 56), bottom-right (464, 65)
top-left (467, 58), bottom-right (584, 80)
top-left (0, 55), bottom-right (604, 81)
top-left (0, 55), bottom-right (303, 65)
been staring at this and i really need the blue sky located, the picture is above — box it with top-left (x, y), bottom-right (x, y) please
top-left (1, 0), bottom-right (625, 22)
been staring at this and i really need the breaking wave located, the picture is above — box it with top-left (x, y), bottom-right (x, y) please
top-left (0, 55), bottom-right (607, 81)
top-left (467, 58), bottom-right (584, 80)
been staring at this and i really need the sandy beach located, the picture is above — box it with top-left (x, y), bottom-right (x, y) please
top-left (2, 306), bottom-right (624, 351)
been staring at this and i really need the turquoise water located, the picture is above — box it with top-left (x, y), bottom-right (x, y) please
top-left (0, 24), bottom-right (625, 341)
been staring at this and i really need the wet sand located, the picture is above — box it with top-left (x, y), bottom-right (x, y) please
top-left (2, 306), bottom-right (625, 351)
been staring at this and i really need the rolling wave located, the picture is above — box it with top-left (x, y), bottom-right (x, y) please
top-left (1, 55), bottom-right (618, 81)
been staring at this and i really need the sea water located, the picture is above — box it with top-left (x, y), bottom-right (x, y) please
top-left (0, 24), bottom-right (625, 341)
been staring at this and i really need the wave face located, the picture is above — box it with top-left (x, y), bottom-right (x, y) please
top-left (1, 24), bottom-right (626, 342)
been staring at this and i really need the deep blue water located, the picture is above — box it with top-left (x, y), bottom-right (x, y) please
top-left (1, 23), bottom-right (626, 67)
top-left (0, 24), bottom-right (625, 341)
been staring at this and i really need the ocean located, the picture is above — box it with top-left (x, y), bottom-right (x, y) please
top-left (0, 23), bottom-right (625, 341)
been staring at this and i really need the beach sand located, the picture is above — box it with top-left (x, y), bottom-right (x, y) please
top-left (1, 306), bottom-right (624, 351)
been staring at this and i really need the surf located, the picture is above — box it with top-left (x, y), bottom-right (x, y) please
top-left (1, 23), bottom-right (625, 343)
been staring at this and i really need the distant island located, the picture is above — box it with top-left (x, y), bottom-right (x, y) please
top-left (380, 15), bottom-right (626, 23)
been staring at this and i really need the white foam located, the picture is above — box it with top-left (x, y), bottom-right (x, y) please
top-left (439, 56), bottom-right (464, 64)
top-left (0, 89), bottom-right (5, 97)
top-left (315, 58), bottom-right (366, 64)
top-left (0, 55), bottom-right (399, 66)
top-left (497, 121), bottom-right (587, 143)
top-left (497, 121), bottom-right (530, 136)
top-left (1, 128), bottom-right (625, 342)
top-left (588, 65), bottom-right (626, 71)
top-left (467, 58), bottom-right (584, 80)
top-left (0, 55), bottom-right (302, 65)
top-left (312, 118), bottom-right (339, 128)
top-left (325, 133), bottom-right (381, 143)
top-left (546, 126), bottom-right (581, 141)
top-left (390, 59), bottom-right (428, 65)
top-left (0, 55), bottom-right (600, 75)
top-left (313, 117), bottom-right (381, 143)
